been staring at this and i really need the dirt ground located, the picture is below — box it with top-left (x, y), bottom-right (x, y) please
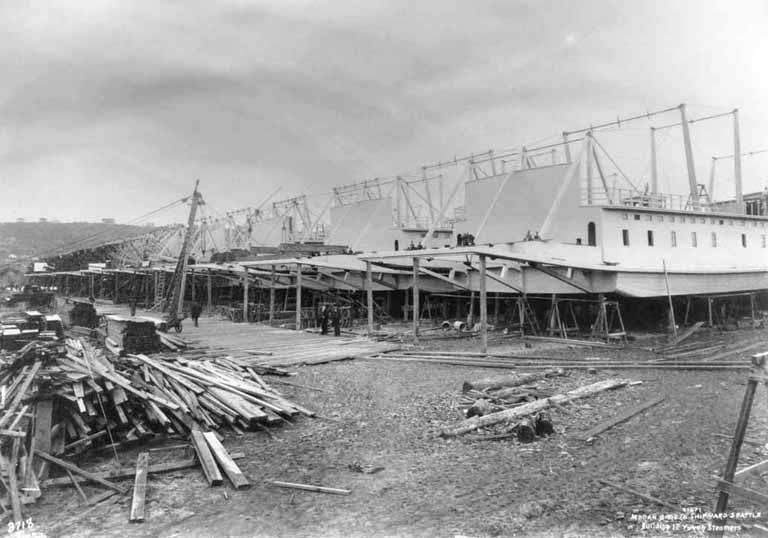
top-left (19, 330), bottom-right (768, 538)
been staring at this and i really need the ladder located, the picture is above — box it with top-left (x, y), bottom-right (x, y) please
top-left (546, 296), bottom-right (579, 338)
top-left (149, 272), bottom-right (166, 312)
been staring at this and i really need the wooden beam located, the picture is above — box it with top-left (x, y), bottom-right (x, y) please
top-left (295, 264), bottom-right (302, 331)
top-left (34, 450), bottom-right (127, 493)
top-left (265, 480), bottom-right (350, 496)
top-left (8, 438), bottom-right (21, 524)
top-left (189, 430), bottom-right (222, 486)
top-left (202, 431), bottom-right (250, 489)
top-left (269, 265), bottom-right (275, 324)
top-left (576, 397), bottom-right (665, 441)
top-left (465, 263), bottom-right (523, 293)
top-left (417, 266), bottom-right (470, 290)
top-left (479, 255), bottom-right (488, 354)
top-left (413, 257), bottom-right (420, 344)
top-left (242, 273), bottom-right (249, 323)
top-left (528, 264), bottom-right (591, 294)
top-left (366, 261), bottom-right (374, 335)
top-left (129, 452), bottom-right (149, 523)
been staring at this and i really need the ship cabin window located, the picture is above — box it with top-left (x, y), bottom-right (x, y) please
top-left (711, 232), bottom-right (717, 247)
top-left (634, 214), bottom-right (640, 221)
top-left (742, 234), bottom-right (747, 247)
top-left (647, 230), bottom-right (654, 246)
top-left (656, 215), bottom-right (664, 222)
top-left (710, 218), bottom-right (717, 225)
top-left (645, 215), bottom-right (653, 222)
top-left (680, 217), bottom-right (686, 223)
top-left (691, 232), bottom-right (698, 247)
top-left (699, 217), bottom-right (706, 224)
top-left (739, 220), bottom-right (746, 227)
top-left (763, 235), bottom-right (766, 248)
top-left (621, 229), bottom-right (630, 246)
top-left (719, 220), bottom-right (725, 225)
top-left (588, 222), bottom-right (596, 246)
top-left (670, 216), bottom-right (676, 223)
top-left (622, 213), bottom-right (629, 220)
top-left (670, 231), bottom-right (677, 247)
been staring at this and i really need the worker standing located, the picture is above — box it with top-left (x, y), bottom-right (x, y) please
top-left (330, 305), bottom-right (341, 336)
top-left (190, 301), bottom-right (202, 328)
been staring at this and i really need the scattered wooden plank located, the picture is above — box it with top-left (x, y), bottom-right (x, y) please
top-left (34, 450), bottom-right (127, 494)
top-left (43, 452), bottom-right (245, 487)
top-left (265, 480), bottom-right (350, 495)
top-left (129, 452), bottom-right (149, 523)
top-left (202, 431), bottom-right (250, 489)
top-left (189, 430), bottom-right (222, 486)
top-left (66, 469), bottom-right (89, 505)
top-left (576, 397), bottom-right (665, 441)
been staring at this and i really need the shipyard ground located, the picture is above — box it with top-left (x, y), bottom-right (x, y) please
top-left (21, 317), bottom-right (768, 538)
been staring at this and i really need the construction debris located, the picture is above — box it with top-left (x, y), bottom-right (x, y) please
top-left (576, 396), bottom-right (665, 442)
top-left (441, 378), bottom-right (632, 437)
top-left (0, 334), bottom-right (311, 522)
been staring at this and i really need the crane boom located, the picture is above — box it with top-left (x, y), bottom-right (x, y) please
top-left (165, 180), bottom-right (203, 327)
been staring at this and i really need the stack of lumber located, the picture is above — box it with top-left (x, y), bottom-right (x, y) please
top-left (0, 336), bottom-right (312, 525)
top-left (105, 315), bottom-right (159, 354)
top-left (158, 331), bottom-right (187, 352)
top-left (68, 301), bottom-right (99, 329)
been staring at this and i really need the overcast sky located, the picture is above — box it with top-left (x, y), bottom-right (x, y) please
top-left (2, 0), bottom-right (768, 223)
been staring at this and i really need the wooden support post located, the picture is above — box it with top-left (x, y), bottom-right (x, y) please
top-left (207, 270), bottom-right (213, 312)
top-left (479, 255), bottom-right (488, 354)
top-left (113, 274), bottom-right (119, 305)
top-left (750, 293), bottom-right (756, 321)
top-left (403, 287), bottom-right (409, 321)
top-left (366, 261), bottom-right (374, 335)
top-left (662, 259), bottom-right (677, 338)
top-left (708, 297), bottom-right (714, 327)
top-left (269, 265), bottom-right (276, 325)
top-left (242, 273), bottom-right (249, 323)
top-left (494, 293), bottom-right (500, 325)
top-left (295, 264), bottom-right (302, 331)
top-left (412, 257), bottom-right (420, 343)
top-left (89, 273), bottom-right (95, 299)
top-left (467, 291), bottom-right (475, 327)
top-left (190, 270), bottom-right (196, 302)
top-left (518, 296), bottom-right (525, 337)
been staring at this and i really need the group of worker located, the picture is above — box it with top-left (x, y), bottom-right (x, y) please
top-left (319, 304), bottom-right (342, 336)
top-left (456, 233), bottom-right (476, 247)
top-left (523, 230), bottom-right (541, 241)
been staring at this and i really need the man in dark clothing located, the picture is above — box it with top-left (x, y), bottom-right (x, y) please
top-left (190, 302), bottom-right (202, 327)
top-left (330, 306), bottom-right (341, 336)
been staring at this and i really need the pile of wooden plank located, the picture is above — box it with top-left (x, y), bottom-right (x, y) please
top-left (68, 300), bottom-right (99, 329)
top-left (0, 336), bottom-right (313, 525)
top-left (105, 315), bottom-right (159, 354)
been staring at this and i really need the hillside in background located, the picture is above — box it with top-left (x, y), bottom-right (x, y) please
top-left (0, 222), bottom-right (157, 262)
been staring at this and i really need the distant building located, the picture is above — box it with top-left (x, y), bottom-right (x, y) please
top-left (16, 218), bottom-right (24, 222)
top-left (38, 218), bottom-right (47, 223)
top-left (101, 218), bottom-right (116, 224)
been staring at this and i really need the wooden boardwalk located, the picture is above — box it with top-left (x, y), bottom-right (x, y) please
top-left (89, 300), bottom-right (399, 368)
